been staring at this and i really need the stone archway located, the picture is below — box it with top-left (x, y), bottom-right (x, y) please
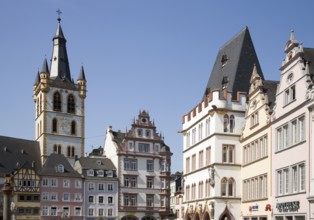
top-left (202, 212), bottom-right (210, 220)
top-left (218, 206), bottom-right (235, 220)
top-left (193, 213), bottom-right (200, 220)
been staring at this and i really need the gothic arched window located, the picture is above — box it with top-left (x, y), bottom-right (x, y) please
top-left (223, 115), bottom-right (229, 132)
top-left (53, 92), bottom-right (62, 112)
top-left (228, 178), bottom-right (234, 196)
top-left (67, 94), bottom-right (75, 113)
top-left (230, 115), bottom-right (235, 133)
top-left (221, 178), bottom-right (227, 196)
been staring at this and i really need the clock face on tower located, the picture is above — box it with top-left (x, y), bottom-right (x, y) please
top-left (61, 118), bottom-right (70, 134)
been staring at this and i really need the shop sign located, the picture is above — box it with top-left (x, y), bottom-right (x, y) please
top-left (276, 201), bottom-right (300, 212)
top-left (249, 204), bottom-right (259, 212)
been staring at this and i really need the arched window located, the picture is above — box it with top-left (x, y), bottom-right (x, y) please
top-left (223, 115), bottom-right (229, 132)
top-left (40, 94), bottom-right (42, 113)
top-left (53, 144), bottom-right (58, 153)
top-left (71, 147), bottom-right (75, 157)
top-left (230, 115), bottom-right (235, 133)
top-left (228, 178), bottom-right (234, 196)
top-left (71, 121), bottom-right (76, 135)
top-left (67, 146), bottom-right (71, 157)
top-left (221, 178), bottom-right (227, 196)
top-left (57, 145), bottom-right (61, 154)
top-left (52, 118), bottom-right (58, 133)
top-left (67, 94), bottom-right (75, 113)
top-left (53, 92), bottom-right (61, 112)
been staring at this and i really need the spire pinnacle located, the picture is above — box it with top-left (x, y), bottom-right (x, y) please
top-left (290, 30), bottom-right (295, 41)
top-left (56, 9), bottom-right (62, 23)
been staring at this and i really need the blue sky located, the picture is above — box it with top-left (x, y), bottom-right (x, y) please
top-left (1, 1), bottom-right (314, 172)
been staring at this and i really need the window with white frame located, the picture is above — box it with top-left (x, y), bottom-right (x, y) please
top-left (192, 128), bottom-right (196, 145)
top-left (88, 183), bottom-right (95, 191)
top-left (222, 145), bottom-right (234, 163)
top-left (98, 208), bottom-right (104, 217)
top-left (186, 132), bottom-right (190, 148)
top-left (199, 150), bottom-right (204, 168)
top-left (198, 123), bottom-right (203, 141)
top-left (124, 194), bottom-right (137, 206)
top-left (147, 160), bottom-right (154, 171)
top-left (50, 179), bottom-right (57, 187)
top-left (277, 163), bottom-right (305, 196)
top-left (221, 178), bottom-right (235, 197)
top-left (147, 177), bottom-right (154, 188)
top-left (87, 169), bottom-right (94, 176)
top-left (98, 196), bottom-right (104, 204)
top-left (276, 115), bottom-right (305, 151)
top-left (42, 192), bottom-right (49, 201)
top-left (186, 157), bottom-right (190, 173)
top-left (75, 207), bottom-right (81, 216)
top-left (206, 146), bottom-right (211, 165)
top-left (63, 179), bottom-right (70, 188)
top-left (75, 180), bottom-right (82, 188)
top-left (284, 85), bottom-right (296, 105)
top-left (108, 196), bottom-right (113, 204)
top-left (107, 208), bottom-right (113, 216)
top-left (206, 118), bottom-right (211, 136)
top-left (63, 193), bottom-right (70, 202)
top-left (74, 193), bottom-right (82, 201)
top-left (42, 206), bottom-right (48, 216)
top-left (107, 183), bottom-right (114, 192)
top-left (191, 154), bottom-right (196, 171)
top-left (138, 143), bottom-right (150, 152)
top-left (98, 183), bottom-right (104, 191)
top-left (224, 114), bottom-right (229, 132)
top-left (250, 112), bottom-right (259, 127)
top-left (124, 158), bottom-right (137, 171)
top-left (146, 195), bottom-right (154, 207)
top-left (50, 192), bottom-right (58, 201)
top-left (42, 178), bottom-right (49, 187)
top-left (88, 195), bottom-right (95, 203)
top-left (88, 208), bottom-right (94, 216)
top-left (50, 207), bottom-right (57, 216)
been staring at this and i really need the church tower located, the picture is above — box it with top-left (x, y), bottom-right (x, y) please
top-left (33, 15), bottom-right (87, 165)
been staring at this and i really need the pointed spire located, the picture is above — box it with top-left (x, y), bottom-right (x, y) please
top-left (250, 64), bottom-right (261, 83)
top-left (41, 58), bottom-right (49, 73)
top-left (34, 71), bottom-right (40, 85)
top-left (77, 65), bottom-right (86, 81)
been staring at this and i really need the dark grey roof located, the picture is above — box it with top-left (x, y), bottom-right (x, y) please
top-left (263, 80), bottom-right (279, 110)
top-left (38, 153), bottom-right (81, 178)
top-left (0, 136), bottom-right (41, 177)
top-left (112, 130), bottom-right (125, 145)
top-left (78, 65), bottom-right (86, 81)
top-left (303, 48), bottom-right (314, 74)
top-left (77, 157), bottom-right (116, 171)
top-left (160, 144), bottom-right (171, 153)
top-left (50, 18), bottom-right (72, 82)
top-left (41, 58), bottom-right (49, 73)
top-left (204, 27), bottom-right (264, 99)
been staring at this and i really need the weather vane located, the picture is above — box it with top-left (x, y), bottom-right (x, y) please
top-left (56, 9), bottom-right (62, 21)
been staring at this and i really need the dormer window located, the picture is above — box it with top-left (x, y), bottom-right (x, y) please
top-left (222, 76), bottom-right (229, 89)
top-left (87, 169), bottom-right (94, 177)
top-left (106, 171), bottom-right (113, 177)
top-left (221, 54), bottom-right (228, 67)
top-left (57, 164), bottom-right (64, 173)
top-left (96, 160), bottom-right (102, 166)
top-left (97, 170), bottom-right (104, 177)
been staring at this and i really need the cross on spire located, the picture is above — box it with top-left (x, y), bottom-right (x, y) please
top-left (56, 9), bottom-right (62, 22)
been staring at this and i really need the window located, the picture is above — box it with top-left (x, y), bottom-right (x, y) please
top-left (222, 145), bottom-right (234, 163)
top-left (42, 178), bottom-right (49, 187)
top-left (88, 183), bottom-right (95, 191)
top-left (221, 178), bottom-right (234, 197)
top-left (186, 157), bottom-right (190, 173)
top-left (191, 154), bottom-right (196, 171)
top-left (146, 195), bottom-right (154, 207)
top-left (67, 94), bottom-right (75, 113)
top-left (52, 118), bottom-right (58, 133)
top-left (199, 150), bottom-right (203, 168)
top-left (198, 181), bottom-right (204, 199)
top-left (89, 195), bottom-right (95, 203)
top-left (223, 115), bottom-right (229, 132)
top-left (147, 177), bottom-right (154, 188)
top-left (75, 207), bottom-right (81, 216)
top-left (108, 196), bottom-right (113, 204)
top-left (124, 176), bottom-right (137, 188)
top-left (53, 92), bottom-right (61, 111)
top-left (192, 128), bottom-right (196, 145)
top-left (137, 129), bottom-right (143, 137)
top-left (147, 160), bottom-right (153, 171)
top-left (124, 158), bottom-right (137, 171)
top-left (138, 143), bottom-right (150, 152)
top-left (250, 112), bottom-right (259, 127)
top-left (161, 195), bottom-right (166, 207)
top-left (50, 192), bottom-right (58, 201)
top-left (87, 169), bottom-right (94, 176)
top-left (206, 118), bottom-right (211, 136)
top-left (97, 170), bottom-right (104, 177)
top-left (42, 192), bottom-right (49, 201)
top-left (88, 208), bottom-right (94, 216)
top-left (51, 207), bottom-right (57, 216)
top-left (53, 144), bottom-right (62, 154)
top-left (98, 208), bottom-right (104, 217)
top-left (230, 115), bottom-right (235, 133)
top-left (63, 179), bottom-right (70, 188)
top-left (145, 130), bottom-right (151, 137)
top-left (107, 183), bottom-right (114, 192)
top-left (42, 207), bottom-right (48, 216)
top-left (107, 208), bottom-right (113, 216)
top-left (284, 85), bottom-right (296, 105)
top-left (71, 121), bottom-right (76, 135)
top-left (124, 194), bottom-right (137, 206)
top-left (57, 164), bottom-right (64, 173)
top-left (51, 179), bottom-right (57, 187)
top-left (75, 180), bottom-right (82, 188)
top-left (198, 123), bottom-right (203, 141)
top-left (206, 147), bottom-right (211, 165)
top-left (74, 193), bottom-right (82, 201)
top-left (98, 196), bottom-right (104, 204)
top-left (63, 193), bottom-right (70, 201)
top-left (186, 132), bottom-right (190, 148)
top-left (205, 180), bottom-right (211, 197)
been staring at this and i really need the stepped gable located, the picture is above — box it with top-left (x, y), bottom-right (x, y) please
top-left (0, 136), bottom-right (41, 176)
top-left (204, 27), bottom-right (264, 100)
top-left (38, 153), bottom-right (81, 178)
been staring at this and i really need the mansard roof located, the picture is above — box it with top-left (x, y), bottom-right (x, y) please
top-left (203, 27), bottom-right (264, 100)
top-left (0, 136), bottom-right (41, 177)
top-left (77, 157), bottom-right (116, 171)
top-left (38, 153), bottom-right (81, 178)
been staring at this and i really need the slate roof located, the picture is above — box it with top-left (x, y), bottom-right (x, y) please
top-left (112, 130), bottom-right (125, 145)
top-left (203, 27), bottom-right (264, 100)
top-left (303, 48), bottom-right (314, 73)
top-left (263, 80), bottom-right (279, 110)
top-left (0, 136), bottom-right (41, 177)
top-left (77, 157), bottom-right (116, 171)
top-left (38, 153), bottom-right (81, 178)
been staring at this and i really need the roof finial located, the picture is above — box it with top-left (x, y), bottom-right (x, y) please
top-left (290, 29), bottom-right (295, 41)
top-left (56, 9), bottom-right (62, 23)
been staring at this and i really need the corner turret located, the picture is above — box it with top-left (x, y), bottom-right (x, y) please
top-left (77, 65), bottom-right (87, 98)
